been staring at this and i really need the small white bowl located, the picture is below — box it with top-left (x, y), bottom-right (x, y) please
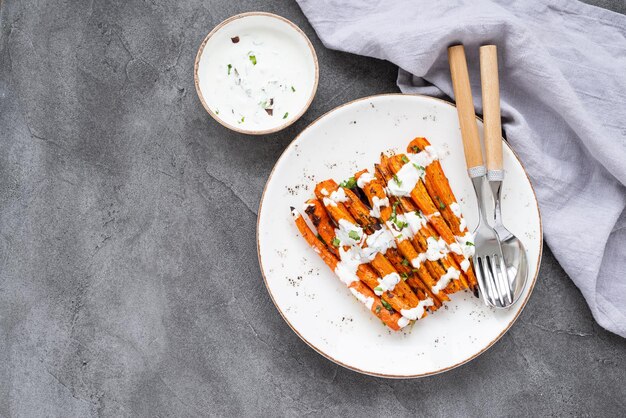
top-left (194, 12), bottom-right (319, 135)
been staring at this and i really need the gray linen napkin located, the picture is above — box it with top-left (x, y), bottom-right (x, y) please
top-left (296, 0), bottom-right (626, 337)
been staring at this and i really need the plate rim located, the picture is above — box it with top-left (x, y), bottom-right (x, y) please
top-left (193, 11), bottom-right (319, 135)
top-left (256, 93), bottom-right (543, 378)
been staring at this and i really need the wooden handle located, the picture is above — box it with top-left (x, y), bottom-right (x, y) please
top-left (448, 45), bottom-right (484, 175)
top-left (479, 45), bottom-right (503, 174)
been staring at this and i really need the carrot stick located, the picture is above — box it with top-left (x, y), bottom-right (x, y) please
top-left (408, 137), bottom-right (464, 235)
top-left (304, 199), bottom-right (339, 257)
top-left (385, 247), bottom-right (441, 311)
top-left (387, 154), bottom-right (472, 271)
top-left (303, 198), bottom-right (413, 313)
top-left (407, 138), bottom-right (478, 291)
top-left (342, 188), bottom-right (380, 234)
top-left (314, 179), bottom-right (426, 319)
top-left (379, 155), bottom-right (468, 294)
top-left (291, 208), bottom-right (405, 330)
top-left (356, 170), bottom-right (448, 303)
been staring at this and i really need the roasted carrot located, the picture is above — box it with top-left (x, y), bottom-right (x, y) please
top-left (303, 198), bottom-right (413, 313)
top-left (407, 138), bottom-right (478, 291)
top-left (342, 188), bottom-right (380, 234)
top-left (304, 199), bottom-right (339, 257)
top-left (385, 247), bottom-right (441, 311)
top-left (387, 154), bottom-right (473, 273)
top-left (314, 179), bottom-right (426, 318)
top-left (408, 137), bottom-right (464, 235)
top-left (355, 170), bottom-right (449, 303)
top-left (292, 208), bottom-right (405, 330)
top-left (378, 155), bottom-right (468, 294)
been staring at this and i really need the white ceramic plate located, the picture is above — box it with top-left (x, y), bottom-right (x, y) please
top-left (257, 94), bottom-right (542, 378)
top-left (194, 12), bottom-right (318, 135)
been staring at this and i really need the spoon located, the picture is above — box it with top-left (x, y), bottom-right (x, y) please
top-left (479, 45), bottom-right (528, 305)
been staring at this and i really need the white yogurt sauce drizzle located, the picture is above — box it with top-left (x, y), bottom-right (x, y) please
top-left (349, 287), bottom-right (374, 310)
top-left (323, 187), bottom-right (349, 207)
top-left (449, 202), bottom-right (462, 217)
top-left (401, 298), bottom-right (434, 320)
top-left (455, 231), bottom-right (476, 258)
top-left (386, 147), bottom-right (439, 197)
top-left (404, 211), bottom-right (427, 235)
top-left (425, 237), bottom-right (449, 261)
top-left (411, 253), bottom-right (427, 270)
top-left (356, 172), bottom-right (376, 189)
top-left (385, 214), bottom-right (413, 243)
top-left (374, 272), bottom-right (401, 296)
top-left (449, 201), bottom-right (468, 232)
top-left (411, 236), bottom-right (449, 269)
top-left (432, 267), bottom-right (461, 294)
top-left (362, 228), bottom-right (396, 260)
top-left (397, 316), bottom-right (410, 328)
top-left (334, 219), bottom-right (365, 247)
top-left (334, 246), bottom-right (365, 286)
top-left (369, 196), bottom-right (389, 218)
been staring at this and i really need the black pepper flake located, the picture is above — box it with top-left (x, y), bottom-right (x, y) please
top-left (265, 108), bottom-right (273, 116)
top-left (231, 36), bottom-right (240, 43)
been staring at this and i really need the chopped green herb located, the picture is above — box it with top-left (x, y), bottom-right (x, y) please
top-left (401, 155), bottom-right (409, 164)
top-left (227, 64), bottom-right (232, 75)
top-left (394, 219), bottom-right (408, 230)
top-left (413, 163), bottom-right (425, 171)
top-left (466, 241), bottom-right (475, 247)
top-left (412, 268), bottom-right (419, 273)
top-left (248, 54), bottom-right (257, 65)
top-left (348, 230), bottom-right (360, 241)
top-left (390, 200), bottom-right (400, 224)
top-left (401, 259), bottom-right (410, 267)
top-left (411, 145), bottom-right (421, 153)
top-left (332, 237), bottom-right (341, 247)
top-left (436, 196), bottom-right (446, 210)
top-left (283, 112), bottom-right (289, 119)
top-left (415, 210), bottom-right (422, 218)
top-left (381, 299), bottom-right (393, 311)
top-left (340, 177), bottom-right (357, 189)
top-left (291, 86), bottom-right (296, 92)
top-left (400, 272), bottom-right (409, 280)
top-left (374, 286), bottom-right (383, 294)
top-left (240, 116), bottom-right (245, 123)
top-left (375, 306), bottom-right (382, 314)
top-left (393, 174), bottom-right (402, 186)
top-left (215, 109), bottom-right (219, 115)
top-left (395, 234), bottom-right (402, 239)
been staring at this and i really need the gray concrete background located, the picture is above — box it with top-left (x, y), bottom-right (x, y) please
top-left (1, 0), bottom-right (625, 416)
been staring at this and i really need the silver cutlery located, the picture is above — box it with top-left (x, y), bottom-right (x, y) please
top-left (448, 44), bottom-right (513, 308)
top-left (480, 45), bottom-right (528, 305)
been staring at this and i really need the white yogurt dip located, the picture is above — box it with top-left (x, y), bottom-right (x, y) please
top-left (195, 13), bottom-right (318, 133)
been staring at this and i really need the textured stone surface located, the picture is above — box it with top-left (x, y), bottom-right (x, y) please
top-left (0, 0), bottom-right (625, 416)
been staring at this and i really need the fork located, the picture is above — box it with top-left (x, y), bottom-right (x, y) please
top-left (448, 45), bottom-right (512, 308)
top-left (480, 45), bottom-right (524, 304)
